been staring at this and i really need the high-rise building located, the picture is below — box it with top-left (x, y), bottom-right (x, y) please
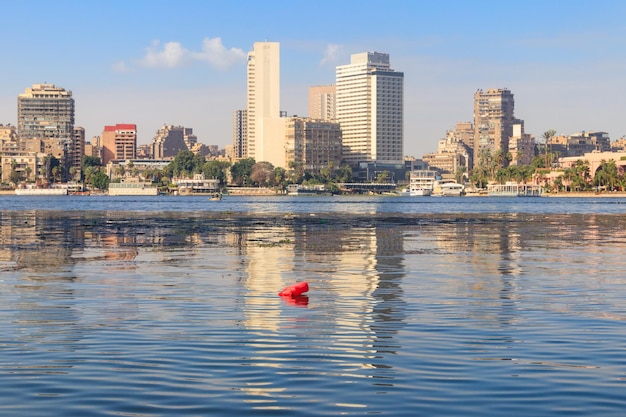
top-left (336, 52), bottom-right (404, 166)
top-left (17, 83), bottom-right (75, 142)
top-left (246, 41), bottom-right (281, 165)
top-left (101, 124), bottom-right (137, 165)
top-left (150, 125), bottom-right (194, 159)
top-left (232, 109), bottom-right (247, 159)
top-left (309, 85), bottom-right (336, 121)
top-left (71, 127), bottom-right (85, 177)
top-left (473, 88), bottom-right (519, 155)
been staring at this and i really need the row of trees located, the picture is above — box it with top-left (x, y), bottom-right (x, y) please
top-left (466, 129), bottom-right (625, 192)
top-left (83, 151), bottom-right (356, 192)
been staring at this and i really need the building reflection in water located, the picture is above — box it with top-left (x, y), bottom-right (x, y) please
top-left (5, 210), bottom-right (625, 408)
top-left (232, 221), bottom-right (407, 405)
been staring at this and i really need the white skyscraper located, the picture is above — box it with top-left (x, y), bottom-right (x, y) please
top-left (336, 52), bottom-right (404, 166)
top-left (246, 41), bottom-right (282, 165)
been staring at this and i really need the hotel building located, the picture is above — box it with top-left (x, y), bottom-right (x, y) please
top-left (246, 41), bottom-right (283, 166)
top-left (336, 52), bottom-right (404, 166)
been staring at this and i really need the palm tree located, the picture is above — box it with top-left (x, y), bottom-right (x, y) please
top-left (594, 159), bottom-right (619, 191)
top-left (542, 129), bottom-right (557, 168)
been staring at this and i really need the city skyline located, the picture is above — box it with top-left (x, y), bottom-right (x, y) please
top-left (1, 0), bottom-right (625, 159)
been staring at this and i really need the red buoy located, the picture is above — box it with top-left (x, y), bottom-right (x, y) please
top-left (278, 281), bottom-right (309, 297)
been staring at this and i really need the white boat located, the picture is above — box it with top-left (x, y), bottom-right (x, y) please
top-left (410, 188), bottom-right (432, 196)
top-left (435, 182), bottom-right (464, 197)
top-left (409, 170), bottom-right (437, 196)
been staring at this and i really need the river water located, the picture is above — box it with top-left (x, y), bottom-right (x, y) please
top-left (1, 195), bottom-right (626, 416)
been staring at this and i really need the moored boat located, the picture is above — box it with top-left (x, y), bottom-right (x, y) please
top-left (409, 170), bottom-right (437, 197)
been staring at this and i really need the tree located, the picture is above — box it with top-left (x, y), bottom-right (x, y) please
top-left (82, 155), bottom-right (102, 168)
top-left (249, 161), bottom-right (275, 186)
top-left (114, 165), bottom-right (125, 178)
top-left (335, 165), bottom-right (353, 183)
top-left (469, 147), bottom-right (493, 188)
top-left (287, 160), bottom-right (305, 184)
top-left (230, 158), bottom-right (255, 186)
top-left (542, 129), bottom-right (557, 168)
top-left (375, 170), bottom-right (390, 183)
top-left (202, 160), bottom-right (231, 185)
top-left (594, 159), bottom-right (619, 191)
top-left (273, 167), bottom-right (287, 189)
top-left (90, 170), bottom-right (110, 190)
top-left (455, 166), bottom-right (467, 184)
top-left (167, 150), bottom-right (205, 177)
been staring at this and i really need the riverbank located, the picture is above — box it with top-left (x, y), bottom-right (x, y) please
top-left (545, 191), bottom-right (626, 198)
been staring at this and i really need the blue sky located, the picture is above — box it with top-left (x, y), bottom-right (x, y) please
top-left (1, 0), bottom-right (625, 158)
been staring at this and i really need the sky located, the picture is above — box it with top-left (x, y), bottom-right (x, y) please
top-left (1, 0), bottom-right (626, 158)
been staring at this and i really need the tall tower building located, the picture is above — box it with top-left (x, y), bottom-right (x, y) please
top-left (17, 83), bottom-right (75, 142)
top-left (336, 52), bottom-right (404, 166)
top-left (473, 88), bottom-right (517, 154)
top-left (71, 127), bottom-right (85, 176)
top-left (246, 41), bottom-right (281, 164)
top-left (309, 85), bottom-right (336, 121)
top-left (232, 109), bottom-right (247, 159)
top-left (101, 124), bottom-right (137, 165)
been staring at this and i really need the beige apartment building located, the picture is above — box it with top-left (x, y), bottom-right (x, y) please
top-left (17, 83), bottom-right (74, 142)
top-left (0, 153), bottom-right (44, 184)
top-left (336, 52), bottom-right (404, 166)
top-left (508, 123), bottom-right (535, 166)
top-left (284, 117), bottom-right (342, 172)
top-left (422, 134), bottom-right (471, 176)
top-left (473, 88), bottom-right (520, 155)
top-left (150, 125), bottom-right (196, 159)
top-left (309, 85), bottom-right (336, 121)
top-left (0, 124), bottom-right (18, 153)
top-left (101, 124), bottom-right (137, 165)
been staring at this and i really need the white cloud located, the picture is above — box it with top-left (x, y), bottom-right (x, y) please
top-left (111, 61), bottom-right (130, 73)
top-left (141, 40), bottom-right (190, 68)
top-left (130, 37), bottom-right (245, 70)
top-left (192, 37), bottom-right (246, 70)
top-left (320, 43), bottom-right (341, 65)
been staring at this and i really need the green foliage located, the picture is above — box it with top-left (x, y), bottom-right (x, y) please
top-left (230, 158), bottom-right (255, 186)
top-left (167, 150), bottom-right (206, 177)
top-left (594, 159), bottom-right (622, 191)
top-left (82, 155), bottom-right (102, 168)
top-left (202, 160), bottom-right (231, 185)
top-left (90, 170), bottom-right (110, 190)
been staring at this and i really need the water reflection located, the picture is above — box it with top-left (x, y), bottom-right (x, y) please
top-left (2, 210), bottom-right (626, 415)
